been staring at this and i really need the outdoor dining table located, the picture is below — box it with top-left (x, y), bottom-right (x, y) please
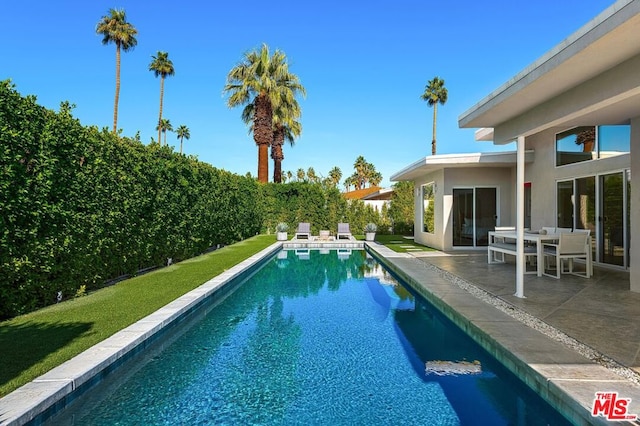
top-left (487, 231), bottom-right (560, 277)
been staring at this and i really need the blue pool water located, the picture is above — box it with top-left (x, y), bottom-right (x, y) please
top-left (45, 249), bottom-right (570, 425)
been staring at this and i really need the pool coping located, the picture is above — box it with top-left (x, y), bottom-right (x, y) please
top-left (0, 242), bottom-right (283, 426)
top-left (365, 242), bottom-right (640, 426)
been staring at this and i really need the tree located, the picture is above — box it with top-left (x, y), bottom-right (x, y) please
top-left (421, 76), bottom-right (448, 155)
top-left (388, 181), bottom-right (415, 235)
top-left (328, 166), bottom-right (342, 187)
top-left (242, 97), bottom-right (302, 183)
top-left (344, 176), bottom-right (354, 191)
top-left (271, 101), bottom-right (302, 183)
top-left (96, 8), bottom-right (138, 134)
top-left (296, 168), bottom-right (306, 182)
top-left (176, 125), bottom-right (190, 154)
top-left (224, 43), bottom-right (305, 183)
top-left (156, 118), bottom-right (173, 146)
top-left (149, 51), bottom-right (175, 144)
top-left (307, 167), bottom-right (317, 183)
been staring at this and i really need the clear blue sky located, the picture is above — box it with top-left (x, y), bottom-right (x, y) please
top-left (1, 0), bottom-right (616, 187)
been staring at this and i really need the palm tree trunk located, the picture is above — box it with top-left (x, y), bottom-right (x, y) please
top-left (158, 77), bottom-right (164, 144)
top-left (180, 137), bottom-right (183, 154)
top-left (113, 43), bottom-right (121, 134)
top-left (258, 144), bottom-right (269, 182)
top-left (254, 94), bottom-right (273, 183)
top-left (272, 127), bottom-right (285, 183)
top-left (432, 104), bottom-right (437, 156)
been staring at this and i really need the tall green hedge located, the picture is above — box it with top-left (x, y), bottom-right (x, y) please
top-left (1, 81), bottom-right (410, 320)
top-left (260, 181), bottom-right (390, 235)
top-left (0, 81), bottom-right (262, 319)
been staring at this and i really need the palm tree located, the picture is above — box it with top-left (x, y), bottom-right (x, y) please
top-left (156, 118), bottom-right (173, 146)
top-left (224, 43), bottom-right (305, 183)
top-left (421, 76), bottom-right (448, 155)
top-left (176, 125), bottom-right (190, 154)
top-left (307, 167), bottom-right (317, 183)
top-left (271, 101), bottom-right (302, 183)
top-left (241, 98), bottom-right (302, 184)
top-left (328, 166), bottom-right (342, 187)
top-left (149, 51), bottom-right (175, 143)
top-left (296, 168), bottom-right (306, 182)
top-left (96, 8), bottom-right (138, 134)
top-left (353, 156), bottom-right (368, 190)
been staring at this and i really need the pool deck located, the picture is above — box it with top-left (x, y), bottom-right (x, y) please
top-left (2, 240), bottom-right (640, 425)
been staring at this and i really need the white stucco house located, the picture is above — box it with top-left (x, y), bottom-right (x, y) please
top-left (392, 0), bottom-right (640, 292)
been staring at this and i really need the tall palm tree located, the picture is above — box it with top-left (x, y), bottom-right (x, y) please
top-left (296, 168), bottom-right (306, 182)
top-left (176, 125), bottom-right (190, 154)
top-left (270, 99), bottom-right (302, 183)
top-left (241, 99), bottom-right (302, 184)
top-left (96, 8), bottom-right (138, 134)
top-left (421, 76), bottom-right (448, 155)
top-left (328, 166), bottom-right (342, 187)
top-left (149, 51), bottom-right (175, 143)
top-left (156, 118), bottom-right (173, 146)
top-left (353, 156), bottom-right (368, 190)
top-left (224, 43), bottom-right (305, 183)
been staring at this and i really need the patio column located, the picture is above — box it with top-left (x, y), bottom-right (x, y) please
top-left (515, 135), bottom-right (525, 298)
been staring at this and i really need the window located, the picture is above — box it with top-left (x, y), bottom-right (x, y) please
top-left (556, 125), bottom-right (630, 166)
top-left (422, 183), bottom-right (434, 233)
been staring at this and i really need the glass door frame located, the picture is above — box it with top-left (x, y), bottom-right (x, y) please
top-left (452, 186), bottom-right (498, 248)
top-left (556, 169), bottom-right (630, 269)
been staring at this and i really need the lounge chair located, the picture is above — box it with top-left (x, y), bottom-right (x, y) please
top-left (336, 223), bottom-right (353, 240)
top-left (294, 222), bottom-right (311, 240)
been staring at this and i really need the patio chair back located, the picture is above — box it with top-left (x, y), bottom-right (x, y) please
top-left (558, 233), bottom-right (589, 255)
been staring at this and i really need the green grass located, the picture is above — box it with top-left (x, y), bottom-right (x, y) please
top-left (0, 235), bottom-right (276, 397)
top-left (372, 234), bottom-right (434, 253)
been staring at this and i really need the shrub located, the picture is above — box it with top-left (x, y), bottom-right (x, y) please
top-left (364, 223), bottom-right (378, 232)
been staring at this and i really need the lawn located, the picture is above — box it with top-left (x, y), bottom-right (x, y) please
top-left (372, 234), bottom-right (434, 253)
top-left (0, 235), bottom-right (276, 397)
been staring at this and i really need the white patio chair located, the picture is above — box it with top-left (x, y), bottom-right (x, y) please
top-left (572, 229), bottom-right (593, 276)
top-left (542, 232), bottom-right (591, 279)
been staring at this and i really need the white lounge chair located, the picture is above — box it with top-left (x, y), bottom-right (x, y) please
top-left (294, 222), bottom-right (311, 240)
top-left (336, 223), bottom-right (353, 240)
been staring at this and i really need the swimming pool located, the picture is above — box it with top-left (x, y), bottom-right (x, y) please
top-left (43, 249), bottom-right (570, 425)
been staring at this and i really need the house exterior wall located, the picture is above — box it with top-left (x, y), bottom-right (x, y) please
top-left (492, 72), bottom-right (635, 287)
top-left (412, 167), bottom-right (514, 251)
top-left (630, 116), bottom-right (640, 292)
top-left (523, 129), bottom-right (630, 231)
top-left (413, 170), bottom-right (444, 250)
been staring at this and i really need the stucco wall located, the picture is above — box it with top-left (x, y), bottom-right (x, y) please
top-left (412, 167), bottom-right (514, 251)
top-left (631, 117), bottom-right (640, 292)
top-left (525, 128), bottom-right (631, 231)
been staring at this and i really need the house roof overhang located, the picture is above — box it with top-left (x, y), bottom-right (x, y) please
top-left (459, 0), bottom-right (640, 144)
top-left (362, 188), bottom-right (394, 201)
top-left (390, 151), bottom-right (534, 182)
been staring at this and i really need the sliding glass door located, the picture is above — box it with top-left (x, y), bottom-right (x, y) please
top-left (452, 187), bottom-right (497, 247)
top-left (556, 171), bottom-right (629, 268)
top-left (599, 172), bottom-right (628, 267)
